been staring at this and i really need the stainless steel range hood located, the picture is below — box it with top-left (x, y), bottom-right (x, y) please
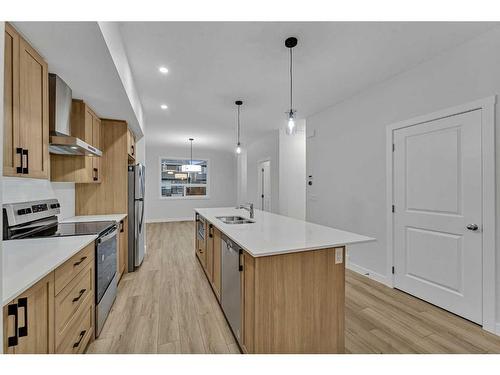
top-left (49, 74), bottom-right (102, 157)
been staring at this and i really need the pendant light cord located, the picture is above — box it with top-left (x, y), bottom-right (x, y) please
top-left (289, 47), bottom-right (293, 111)
top-left (237, 105), bottom-right (240, 144)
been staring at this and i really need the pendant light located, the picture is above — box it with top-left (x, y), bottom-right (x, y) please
top-left (235, 100), bottom-right (243, 154)
top-left (285, 37), bottom-right (298, 135)
top-left (181, 138), bottom-right (202, 172)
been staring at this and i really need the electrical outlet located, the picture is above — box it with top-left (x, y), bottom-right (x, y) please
top-left (335, 248), bottom-right (343, 264)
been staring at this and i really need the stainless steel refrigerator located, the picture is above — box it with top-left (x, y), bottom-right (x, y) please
top-left (128, 163), bottom-right (145, 271)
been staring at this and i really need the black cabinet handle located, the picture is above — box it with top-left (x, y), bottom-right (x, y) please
top-left (131, 144), bottom-right (134, 155)
top-left (16, 147), bottom-right (23, 174)
top-left (22, 149), bottom-right (28, 174)
top-left (93, 168), bottom-right (98, 181)
top-left (239, 249), bottom-right (243, 272)
top-left (209, 224), bottom-right (213, 238)
top-left (73, 330), bottom-right (86, 348)
top-left (17, 297), bottom-right (28, 337)
top-left (120, 220), bottom-right (124, 233)
top-left (72, 289), bottom-right (86, 303)
top-left (73, 256), bottom-right (87, 267)
top-left (7, 304), bottom-right (19, 347)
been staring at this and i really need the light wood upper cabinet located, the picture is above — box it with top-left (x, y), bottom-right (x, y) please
top-left (127, 128), bottom-right (136, 160)
top-left (92, 115), bottom-right (102, 183)
top-left (3, 23), bottom-right (49, 179)
top-left (75, 119), bottom-right (129, 216)
top-left (3, 273), bottom-right (55, 354)
top-left (51, 100), bottom-right (102, 183)
top-left (3, 23), bottom-right (20, 176)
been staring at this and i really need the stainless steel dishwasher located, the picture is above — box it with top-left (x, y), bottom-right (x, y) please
top-left (221, 234), bottom-right (242, 343)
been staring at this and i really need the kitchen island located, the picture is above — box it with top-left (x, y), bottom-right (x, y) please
top-left (194, 207), bottom-right (374, 354)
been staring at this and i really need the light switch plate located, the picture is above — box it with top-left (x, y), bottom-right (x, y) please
top-left (335, 248), bottom-right (343, 264)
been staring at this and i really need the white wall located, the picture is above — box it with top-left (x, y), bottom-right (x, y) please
top-left (236, 149), bottom-right (247, 206)
top-left (279, 121), bottom-right (306, 220)
top-left (145, 144), bottom-right (237, 222)
top-left (98, 22), bottom-right (145, 137)
top-left (2, 178), bottom-right (75, 219)
top-left (245, 130), bottom-right (280, 213)
top-left (306, 26), bottom-right (500, 330)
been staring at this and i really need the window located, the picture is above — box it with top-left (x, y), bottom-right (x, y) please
top-left (160, 158), bottom-right (209, 198)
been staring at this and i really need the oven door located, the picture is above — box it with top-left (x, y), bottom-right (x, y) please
top-left (95, 226), bottom-right (118, 303)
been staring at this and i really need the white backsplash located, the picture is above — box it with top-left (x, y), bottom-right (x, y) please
top-left (2, 177), bottom-right (75, 219)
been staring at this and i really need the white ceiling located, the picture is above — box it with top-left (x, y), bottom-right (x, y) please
top-left (12, 22), bottom-right (143, 137)
top-left (119, 22), bottom-right (498, 151)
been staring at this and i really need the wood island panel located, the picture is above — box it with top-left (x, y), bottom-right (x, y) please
top-left (248, 247), bottom-right (345, 353)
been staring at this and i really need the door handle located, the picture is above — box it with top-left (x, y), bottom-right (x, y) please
top-left (16, 147), bottom-right (23, 174)
top-left (73, 256), bottom-right (87, 267)
top-left (466, 224), bottom-right (479, 231)
top-left (239, 249), bottom-right (243, 272)
top-left (22, 149), bottom-right (29, 174)
top-left (7, 304), bottom-right (19, 347)
top-left (73, 330), bottom-right (86, 348)
top-left (72, 289), bottom-right (86, 303)
top-left (17, 297), bottom-right (28, 337)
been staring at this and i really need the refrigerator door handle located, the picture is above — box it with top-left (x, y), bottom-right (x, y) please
top-left (138, 199), bottom-right (144, 234)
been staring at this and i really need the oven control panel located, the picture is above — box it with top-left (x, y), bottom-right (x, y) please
top-left (3, 198), bottom-right (61, 227)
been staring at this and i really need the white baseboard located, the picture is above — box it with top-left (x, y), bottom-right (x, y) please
top-left (145, 217), bottom-right (193, 223)
top-left (347, 261), bottom-right (391, 287)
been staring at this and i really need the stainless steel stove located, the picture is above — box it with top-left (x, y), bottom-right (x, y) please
top-left (3, 198), bottom-right (118, 337)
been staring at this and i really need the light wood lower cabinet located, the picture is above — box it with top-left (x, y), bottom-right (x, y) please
top-left (196, 214), bottom-right (346, 354)
top-left (3, 243), bottom-right (96, 354)
top-left (195, 218), bottom-right (207, 269)
top-left (54, 262), bottom-right (94, 352)
top-left (212, 227), bottom-right (222, 300)
top-left (3, 273), bottom-right (55, 354)
top-left (117, 218), bottom-right (128, 282)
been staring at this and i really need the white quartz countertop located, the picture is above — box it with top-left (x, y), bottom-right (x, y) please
top-left (2, 235), bottom-right (97, 306)
top-left (61, 214), bottom-right (127, 223)
top-left (195, 207), bottom-right (375, 257)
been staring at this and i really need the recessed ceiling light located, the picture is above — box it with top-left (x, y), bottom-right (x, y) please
top-left (161, 104), bottom-right (168, 110)
top-left (159, 66), bottom-right (169, 74)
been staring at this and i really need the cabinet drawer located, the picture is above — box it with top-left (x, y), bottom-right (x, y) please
top-left (55, 262), bottom-right (94, 348)
top-left (56, 301), bottom-right (94, 354)
top-left (55, 243), bottom-right (94, 295)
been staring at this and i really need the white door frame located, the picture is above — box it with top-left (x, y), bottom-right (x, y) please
top-left (257, 158), bottom-right (271, 211)
top-left (385, 96), bottom-right (496, 334)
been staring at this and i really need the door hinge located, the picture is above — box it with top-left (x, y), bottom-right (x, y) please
top-left (392, 205), bottom-right (395, 213)
top-left (392, 143), bottom-right (395, 152)
top-left (392, 266), bottom-right (395, 274)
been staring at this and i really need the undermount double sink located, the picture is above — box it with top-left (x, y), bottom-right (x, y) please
top-left (216, 216), bottom-right (255, 224)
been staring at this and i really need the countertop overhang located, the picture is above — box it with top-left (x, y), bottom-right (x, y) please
top-left (61, 213), bottom-right (127, 223)
top-left (195, 207), bottom-right (375, 257)
top-left (2, 235), bottom-right (97, 306)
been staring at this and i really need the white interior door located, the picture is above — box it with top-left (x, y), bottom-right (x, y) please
top-left (258, 160), bottom-right (271, 211)
top-left (393, 109), bottom-right (482, 324)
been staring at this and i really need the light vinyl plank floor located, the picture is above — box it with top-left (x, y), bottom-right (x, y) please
top-left (87, 221), bottom-right (500, 354)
